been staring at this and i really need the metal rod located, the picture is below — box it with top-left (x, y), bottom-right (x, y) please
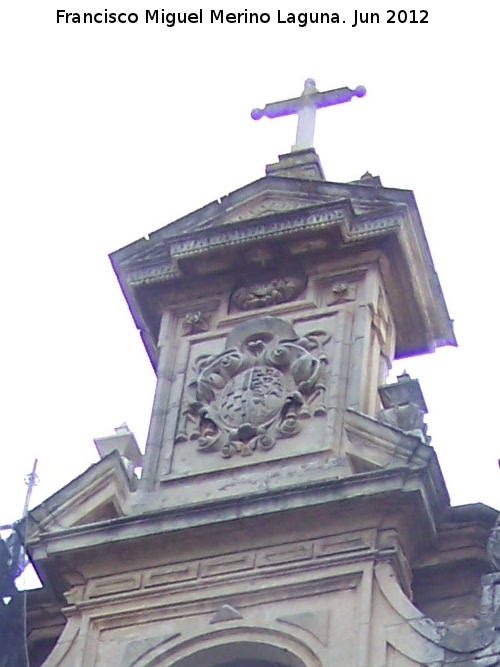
top-left (22, 459), bottom-right (38, 519)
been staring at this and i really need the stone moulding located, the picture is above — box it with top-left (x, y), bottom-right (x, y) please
top-left (169, 208), bottom-right (346, 259)
top-left (123, 203), bottom-right (404, 288)
top-left (169, 205), bottom-right (403, 260)
top-left (128, 263), bottom-right (181, 287)
top-left (127, 627), bottom-right (323, 667)
top-left (36, 622), bottom-right (80, 667)
top-left (124, 633), bottom-right (180, 667)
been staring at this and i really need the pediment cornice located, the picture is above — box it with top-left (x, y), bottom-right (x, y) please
top-left (115, 199), bottom-right (405, 289)
top-left (25, 451), bottom-right (134, 540)
top-left (110, 172), bottom-right (455, 367)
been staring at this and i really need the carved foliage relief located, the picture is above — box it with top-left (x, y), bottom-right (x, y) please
top-left (231, 275), bottom-right (307, 311)
top-left (175, 316), bottom-right (330, 458)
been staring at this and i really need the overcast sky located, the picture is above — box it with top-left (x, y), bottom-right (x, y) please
top-left (1, 0), bottom-right (499, 527)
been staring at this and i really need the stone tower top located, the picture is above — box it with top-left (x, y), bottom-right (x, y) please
top-left (108, 140), bottom-right (455, 501)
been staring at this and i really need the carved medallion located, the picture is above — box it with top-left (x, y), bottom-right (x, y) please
top-left (176, 316), bottom-right (329, 458)
top-left (231, 275), bottom-right (307, 311)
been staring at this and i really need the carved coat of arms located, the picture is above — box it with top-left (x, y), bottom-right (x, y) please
top-left (176, 317), bottom-right (329, 458)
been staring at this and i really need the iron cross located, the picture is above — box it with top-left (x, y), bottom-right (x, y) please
top-left (251, 79), bottom-right (366, 152)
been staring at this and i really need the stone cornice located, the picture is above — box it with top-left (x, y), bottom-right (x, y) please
top-left (168, 203), bottom-right (403, 261)
top-left (119, 201), bottom-right (404, 289)
top-left (27, 464), bottom-right (445, 563)
top-left (110, 173), bottom-right (455, 367)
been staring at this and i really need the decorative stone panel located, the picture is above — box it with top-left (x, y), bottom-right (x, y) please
top-left (162, 310), bottom-right (344, 479)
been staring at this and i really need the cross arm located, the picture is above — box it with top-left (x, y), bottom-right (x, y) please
top-left (312, 85), bottom-right (366, 109)
top-left (251, 96), bottom-right (304, 121)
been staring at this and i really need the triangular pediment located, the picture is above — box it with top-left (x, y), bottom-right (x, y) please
top-left (117, 174), bottom-right (403, 259)
top-left (25, 451), bottom-right (134, 538)
top-left (111, 174), bottom-right (408, 290)
top-left (110, 162), bottom-right (455, 369)
top-left (215, 182), bottom-right (399, 227)
top-left (215, 190), bottom-right (328, 224)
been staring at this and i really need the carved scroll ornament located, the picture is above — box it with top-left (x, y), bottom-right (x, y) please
top-left (175, 316), bottom-right (329, 458)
